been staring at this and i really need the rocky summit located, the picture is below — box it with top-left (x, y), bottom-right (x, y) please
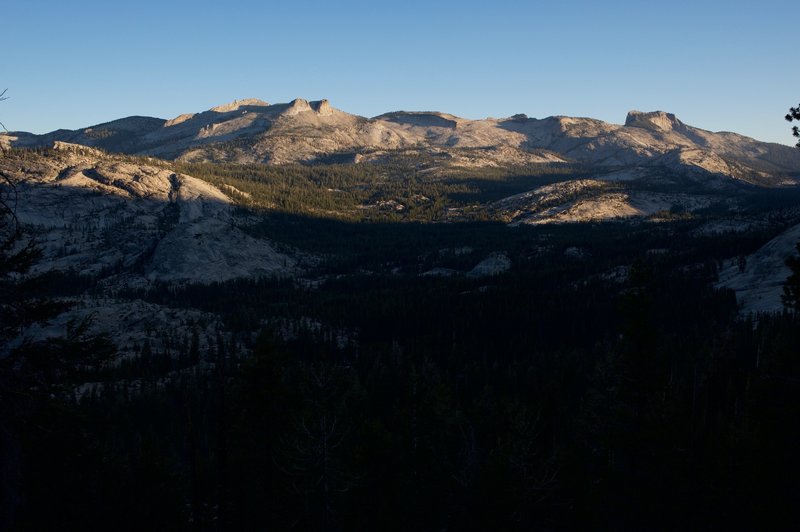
top-left (4, 98), bottom-right (800, 184)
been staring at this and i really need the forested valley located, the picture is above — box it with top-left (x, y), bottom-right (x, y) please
top-left (3, 149), bottom-right (800, 530)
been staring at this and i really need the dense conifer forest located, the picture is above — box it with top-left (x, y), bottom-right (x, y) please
top-left (3, 150), bottom-right (800, 530)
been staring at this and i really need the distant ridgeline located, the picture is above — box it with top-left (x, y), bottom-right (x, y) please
top-left (1, 98), bottom-right (799, 185)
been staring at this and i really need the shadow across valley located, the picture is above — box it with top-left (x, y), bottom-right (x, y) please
top-left (6, 146), bottom-right (800, 531)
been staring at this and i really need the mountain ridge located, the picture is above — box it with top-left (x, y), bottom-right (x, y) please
top-left (3, 97), bottom-right (800, 185)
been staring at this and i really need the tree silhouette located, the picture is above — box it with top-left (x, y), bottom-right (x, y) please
top-left (785, 104), bottom-right (800, 313)
top-left (0, 89), bottom-right (41, 345)
top-left (787, 104), bottom-right (800, 148)
top-left (0, 88), bottom-right (7, 131)
top-left (783, 243), bottom-right (800, 312)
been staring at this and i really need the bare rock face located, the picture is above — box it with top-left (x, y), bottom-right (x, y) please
top-left (625, 110), bottom-right (683, 133)
top-left (314, 99), bottom-right (334, 116)
top-left (665, 148), bottom-right (733, 178)
top-left (0, 148), bottom-right (298, 284)
top-left (52, 141), bottom-right (106, 157)
top-left (717, 221), bottom-right (800, 313)
top-left (209, 98), bottom-right (270, 113)
top-left (377, 111), bottom-right (459, 129)
top-left (467, 252), bottom-right (511, 278)
top-left (164, 113), bottom-right (196, 127)
top-left (284, 98), bottom-right (313, 116)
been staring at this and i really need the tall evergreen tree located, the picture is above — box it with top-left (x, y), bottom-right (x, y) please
top-left (783, 243), bottom-right (800, 312)
top-left (787, 103), bottom-right (800, 148)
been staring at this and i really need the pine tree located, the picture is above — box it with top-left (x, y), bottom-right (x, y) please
top-left (782, 243), bottom-right (800, 312)
top-left (787, 104), bottom-right (800, 149)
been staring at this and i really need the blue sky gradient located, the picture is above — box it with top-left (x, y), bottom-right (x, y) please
top-left (3, 0), bottom-right (798, 144)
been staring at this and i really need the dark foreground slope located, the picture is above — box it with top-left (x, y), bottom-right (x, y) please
top-left (3, 146), bottom-right (800, 530)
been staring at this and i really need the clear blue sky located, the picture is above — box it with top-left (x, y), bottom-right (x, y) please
top-left (3, 0), bottom-right (798, 144)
